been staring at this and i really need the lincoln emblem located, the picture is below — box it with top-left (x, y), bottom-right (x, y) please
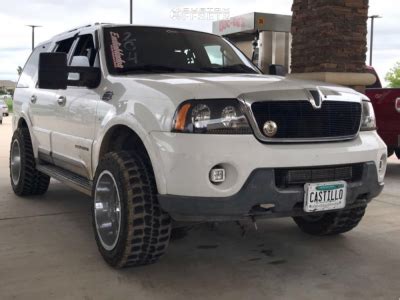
top-left (263, 121), bottom-right (278, 137)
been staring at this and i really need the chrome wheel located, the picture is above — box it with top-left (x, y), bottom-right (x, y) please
top-left (11, 139), bottom-right (21, 186)
top-left (94, 170), bottom-right (122, 251)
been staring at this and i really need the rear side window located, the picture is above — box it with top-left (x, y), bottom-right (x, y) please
top-left (17, 43), bottom-right (51, 88)
top-left (55, 37), bottom-right (75, 54)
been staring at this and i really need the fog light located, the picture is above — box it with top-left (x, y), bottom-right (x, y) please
top-left (210, 167), bottom-right (225, 183)
top-left (378, 153), bottom-right (387, 181)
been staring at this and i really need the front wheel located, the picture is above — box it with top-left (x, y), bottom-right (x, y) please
top-left (293, 204), bottom-right (367, 236)
top-left (92, 151), bottom-right (171, 268)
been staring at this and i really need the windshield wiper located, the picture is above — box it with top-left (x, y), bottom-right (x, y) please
top-left (201, 64), bottom-right (258, 74)
top-left (116, 64), bottom-right (206, 74)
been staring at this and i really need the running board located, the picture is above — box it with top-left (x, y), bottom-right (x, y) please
top-left (37, 164), bottom-right (92, 196)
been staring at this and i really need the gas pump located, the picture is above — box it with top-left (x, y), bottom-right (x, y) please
top-left (213, 12), bottom-right (292, 75)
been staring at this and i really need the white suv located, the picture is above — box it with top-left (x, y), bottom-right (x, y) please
top-left (11, 24), bottom-right (387, 268)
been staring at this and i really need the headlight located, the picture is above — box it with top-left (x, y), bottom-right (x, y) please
top-left (172, 99), bottom-right (252, 134)
top-left (191, 104), bottom-right (211, 129)
top-left (360, 101), bottom-right (376, 131)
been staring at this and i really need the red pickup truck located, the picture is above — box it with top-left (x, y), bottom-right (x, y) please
top-left (366, 67), bottom-right (400, 159)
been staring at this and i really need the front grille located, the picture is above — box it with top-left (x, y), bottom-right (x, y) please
top-left (275, 164), bottom-right (364, 188)
top-left (251, 101), bottom-right (362, 140)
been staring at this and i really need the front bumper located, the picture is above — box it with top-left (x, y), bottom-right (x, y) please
top-left (150, 131), bottom-right (386, 197)
top-left (159, 162), bottom-right (383, 221)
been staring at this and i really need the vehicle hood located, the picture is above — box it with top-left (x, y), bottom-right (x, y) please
top-left (124, 73), bottom-right (364, 104)
top-left (109, 73), bottom-right (365, 132)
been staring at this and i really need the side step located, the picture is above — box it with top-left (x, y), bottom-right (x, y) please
top-left (37, 164), bottom-right (93, 196)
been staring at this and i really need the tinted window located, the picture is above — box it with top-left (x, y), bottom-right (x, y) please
top-left (103, 26), bottom-right (259, 75)
top-left (55, 37), bottom-right (75, 54)
top-left (17, 43), bottom-right (51, 88)
top-left (72, 34), bottom-right (97, 67)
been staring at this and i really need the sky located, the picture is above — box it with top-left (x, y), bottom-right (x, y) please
top-left (0, 0), bottom-right (398, 86)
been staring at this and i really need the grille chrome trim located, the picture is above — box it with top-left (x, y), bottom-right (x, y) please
top-left (238, 97), bottom-right (362, 143)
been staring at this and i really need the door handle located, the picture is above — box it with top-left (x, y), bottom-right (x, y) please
top-left (30, 95), bottom-right (37, 104)
top-left (57, 96), bottom-right (67, 106)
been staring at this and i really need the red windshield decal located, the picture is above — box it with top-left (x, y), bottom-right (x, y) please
top-left (109, 31), bottom-right (126, 69)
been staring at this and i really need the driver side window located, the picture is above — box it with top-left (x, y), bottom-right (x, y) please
top-left (71, 34), bottom-right (98, 67)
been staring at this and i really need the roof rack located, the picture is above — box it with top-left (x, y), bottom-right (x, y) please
top-left (54, 23), bottom-right (109, 38)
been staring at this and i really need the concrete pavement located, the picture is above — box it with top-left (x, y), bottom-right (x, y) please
top-left (0, 115), bottom-right (400, 300)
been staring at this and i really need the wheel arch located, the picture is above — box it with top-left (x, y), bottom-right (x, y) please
top-left (17, 117), bottom-right (29, 129)
top-left (12, 113), bottom-right (40, 159)
top-left (94, 123), bottom-right (167, 194)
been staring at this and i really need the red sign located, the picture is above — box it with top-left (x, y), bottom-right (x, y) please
top-left (218, 17), bottom-right (246, 32)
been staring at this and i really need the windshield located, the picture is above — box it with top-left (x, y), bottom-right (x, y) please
top-left (103, 26), bottom-right (259, 75)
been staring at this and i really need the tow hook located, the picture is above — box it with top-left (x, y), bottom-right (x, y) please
top-left (235, 217), bottom-right (259, 236)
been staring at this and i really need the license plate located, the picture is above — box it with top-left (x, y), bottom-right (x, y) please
top-left (304, 181), bottom-right (347, 213)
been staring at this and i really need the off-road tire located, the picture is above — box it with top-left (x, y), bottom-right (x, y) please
top-left (10, 128), bottom-right (50, 196)
top-left (293, 204), bottom-right (367, 236)
top-left (92, 151), bottom-right (171, 268)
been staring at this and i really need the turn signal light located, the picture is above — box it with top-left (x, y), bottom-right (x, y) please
top-left (174, 103), bottom-right (191, 131)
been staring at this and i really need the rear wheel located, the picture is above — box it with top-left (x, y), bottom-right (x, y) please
top-left (293, 204), bottom-right (367, 236)
top-left (10, 128), bottom-right (50, 196)
top-left (93, 151), bottom-right (171, 268)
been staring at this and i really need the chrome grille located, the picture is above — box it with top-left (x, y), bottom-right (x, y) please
top-left (251, 100), bottom-right (362, 141)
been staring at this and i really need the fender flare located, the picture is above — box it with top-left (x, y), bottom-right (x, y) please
top-left (13, 111), bottom-right (40, 159)
top-left (92, 115), bottom-right (167, 194)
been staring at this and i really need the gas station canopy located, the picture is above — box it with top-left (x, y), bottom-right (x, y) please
top-left (212, 12), bottom-right (293, 72)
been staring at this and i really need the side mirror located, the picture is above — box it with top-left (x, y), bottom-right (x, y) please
top-left (38, 52), bottom-right (101, 90)
top-left (38, 52), bottom-right (68, 89)
top-left (68, 56), bottom-right (90, 81)
top-left (269, 64), bottom-right (288, 76)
